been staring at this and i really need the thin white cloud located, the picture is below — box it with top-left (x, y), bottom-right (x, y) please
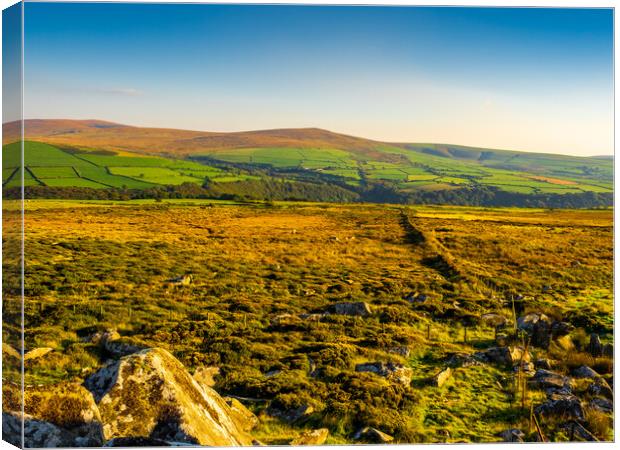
top-left (95, 87), bottom-right (144, 97)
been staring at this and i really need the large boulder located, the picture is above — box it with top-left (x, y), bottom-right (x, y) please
top-left (2, 382), bottom-right (104, 447)
top-left (224, 397), bottom-right (259, 432)
top-left (85, 348), bottom-right (252, 446)
top-left (572, 366), bottom-right (599, 379)
top-left (354, 362), bottom-right (412, 386)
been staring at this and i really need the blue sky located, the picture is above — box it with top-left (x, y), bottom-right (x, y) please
top-left (22, 3), bottom-right (613, 155)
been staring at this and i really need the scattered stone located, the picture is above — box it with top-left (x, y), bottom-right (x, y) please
top-left (589, 398), bottom-right (613, 414)
top-left (430, 367), bottom-right (452, 387)
top-left (354, 362), bottom-right (413, 386)
top-left (446, 352), bottom-right (481, 368)
top-left (329, 301), bottom-right (371, 317)
top-left (267, 404), bottom-right (314, 423)
top-left (388, 346), bottom-right (411, 357)
top-left (550, 321), bottom-right (574, 338)
top-left (499, 428), bottom-right (525, 442)
top-left (87, 328), bottom-right (121, 346)
top-left (406, 292), bottom-right (428, 304)
top-left (85, 348), bottom-right (252, 446)
top-left (572, 365), bottom-right (599, 379)
top-left (224, 397), bottom-right (259, 432)
top-left (474, 346), bottom-right (530, 366)
top-left (23, 347), bottom-right (54, 362)
top-left (513, 362), bottom-right (534, 374)
top-left (353, 427), bottom-right (394, 443)
top-left (529, 369), bottom-right (570, 391)
top-left (588, 378), bottom-right (613, 399)
top-left (166, 274), bottom-right (193, 285)
top-left (602, 343), bottom-right (613, 357)
top-left (481, 313), bottom-right (509, 328)
top-left (535, 392), bottom-right (583, 420)
top-left (193, 366), bottom-right (221, 388)
top-left (588, 333), bottom-right (603, 357)
top-left (535, 359), bottom-right (552, 370)
top-left (290, 428), bottom-right (329, 445)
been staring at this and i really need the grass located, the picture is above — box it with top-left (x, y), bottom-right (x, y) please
top-left (3, 200), bottom-right (612, 443)
top-left (1, 141), bottom-right (252, 189)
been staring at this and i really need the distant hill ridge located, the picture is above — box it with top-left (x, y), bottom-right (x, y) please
top-left (2, 119), bottom-right (605, 162)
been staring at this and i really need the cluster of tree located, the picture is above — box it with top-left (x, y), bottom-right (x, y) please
top-left (4, 180), bottom-right (611, 209)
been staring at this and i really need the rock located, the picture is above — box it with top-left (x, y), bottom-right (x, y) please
top-left (602, 343), bottom-right (613, 357)
top-left (550, 321), bottom-right (574, 338)
top-left (224, 397), bottom-right (259, 432)
top-left (353, 427), bottom-right (394, 443)
top-left (2, 382), bottom-right (104, 447)
top-left (535, 359), bottom-right (552, 370)
top-left (474, 347), bottom-right (530, 366)
top-left (193, 366), bottom-right (221, 388)
top-left (3, 412), bottom-right (70, 448)
top-left (529, 369), bottom-right (570, 391)
top-left (88, 328), bottom-right (121, 346)
top-left (354, 362), bottom-right (412, 386)
top-left (499, 428), bottom-right (525, 442)
top-left (495, 334), bottom-right (509, 347)
top-left (105, 437), bottom-right (175, 446)
top-left (103, 339), bottom-right (145, 357)
top-left (572, 365), bottom-right (599, 379)
top-left (588, 378), bottom-right (613, 399)
top-left (446, 352), bottom-right (481, 368)
top-left (590, 398), bottom-right (613, 414)
top-left (267, 404), bottom-right (314, 423)
top-left (388, 346), bottom-right (410, 357)
top-left (85, 348), bottom-right (252, 446)
top-left (329, 301), bottom-right (371, 317)
top-left (406, 293), bottom-right (428, 304)
top-left (167, 274), bottom-right (193, 285)
top-left (290, 428), bottom-right (329, 445)
top-left (588, 333), bottom-right (603, 357)
top-left (513, 362), bottom-right (534, 374)
top-left (517, 313), bottom-right (571, 348)
top-left (430, 367), bottom-right (452, 387)
top-left (481, 313), bottom-right (509, 328)
top-left (535, 392), bottom-right (583, 420)
top-left (517, 313), bottom-right (549, 333)
top-left (23, 347), bottom-right (54, 362)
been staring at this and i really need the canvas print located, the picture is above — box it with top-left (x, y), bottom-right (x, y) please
top-left (1, 2), bottom-right (614, 447)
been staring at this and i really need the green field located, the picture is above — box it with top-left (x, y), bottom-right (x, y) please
top-left (2, 139), bottom-right (613, 201)
top-left (2, 141), bottom-right (242, 189)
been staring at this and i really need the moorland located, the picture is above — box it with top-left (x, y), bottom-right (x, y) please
top-left (2, 199), bottom-right (613, 444)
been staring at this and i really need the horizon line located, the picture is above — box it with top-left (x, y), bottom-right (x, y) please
top-left (3, 117), bottom-right (613, 159)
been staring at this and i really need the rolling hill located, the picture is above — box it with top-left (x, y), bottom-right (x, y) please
top-left (2, 119), bottom-right (613, 206)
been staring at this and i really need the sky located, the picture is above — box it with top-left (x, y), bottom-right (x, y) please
top-left (17, 3), bottom-right (614, 156)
